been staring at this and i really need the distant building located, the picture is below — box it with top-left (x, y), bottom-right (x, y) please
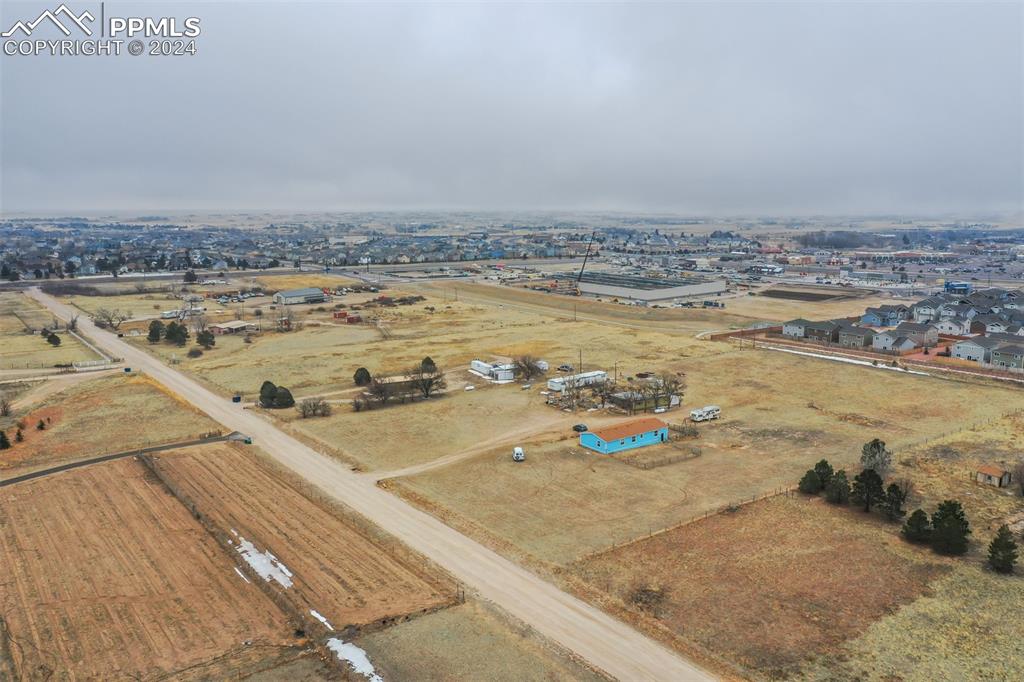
top-left (273, 287), bottom-right (328, 305)
top-left (209, 320), bottom-right (257, 335)
top-left (546, 370), bottom-right (608, 392)
top-left (579, 417), bottom-right (669, 454)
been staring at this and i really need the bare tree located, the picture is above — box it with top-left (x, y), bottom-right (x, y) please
top-left (1014, 461), bottom-right (1024, 497)
top-left (190, 313), bottom-right (209, 334)
top-left (367, 375), bottom-right (394, 406)
top-left (298, 397), bottom-right (332, 418)
top-left (93, 308), bottom-right (129, 330)
top-left (67, 314), bottom-right (79, 331)
top-left (408, 364), bottom-right (447, 399)
top-left (0, 396), bottom-right (11, 417)
top-left (513, 355), bottom-right (544, 380)
top-left (134, 282), bottom-right (147, 293)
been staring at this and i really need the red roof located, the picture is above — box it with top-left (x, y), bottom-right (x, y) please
top-left (591, 417), bottom-right (668, 443)
top-left (977, 465), bottom-right (1008, 478)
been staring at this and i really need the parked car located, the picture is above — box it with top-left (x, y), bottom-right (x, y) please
top-left (572, 424), bottom-right (588, 432)
top-left (557, 364), bottom-right (574, 372)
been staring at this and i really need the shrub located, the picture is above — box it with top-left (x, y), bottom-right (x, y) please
top-left (196, 330), bottom-right (215, 349)
top-left (186, 348), bottom-right (203, 358)
top-left (798, 469), bottom-right (822, 494)
top-left (298, 397), bottom-right (332, 418)
top-left (36, 419), bottom-right (46, 431)
top-left (353, 367), bottom-right (372, 386)
top-left (0, 431), bottom-right (9, 449)
top-left (15, 428), bottom-right (23, 442)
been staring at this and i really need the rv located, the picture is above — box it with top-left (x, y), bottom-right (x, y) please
top-left (690, 405), bottom-right (721, 422)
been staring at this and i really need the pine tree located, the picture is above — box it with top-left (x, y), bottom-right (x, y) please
top-left (813, 459), bottom-right (834, 488)
top-left (353, 367), bottom-right (372, 386)
top-left (259, 380), bottom-right (278, 407)
top-left (851, 469), bottom-right (885, 512)
top-left (36, 419), bottom-right (46, 431)
top-left (15, 428), bottom-right (23, 442)
top-left (825, 470), bottom-right (851, 504)
top-left (988, 525), bottom-right (1018, 574)
top-left (0, 431), bottom-right (9, 449)
top-left (931, 500), bottom-right (970, 556)
top-left (880, 483), bottom-right (908, 521)
top-left (902, 509), bottom-right (931, 543)
top-left (148, 320), bottom-right (164, 343)
top-left (799, 469), bottom-right (822, 494)
top-left (197, 330), bottom-right (215, 349)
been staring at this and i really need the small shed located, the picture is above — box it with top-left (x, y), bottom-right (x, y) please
top-left (333, 310), bottom-right (348, 319)
top-left (976, 465), bottom-right (1012, 488)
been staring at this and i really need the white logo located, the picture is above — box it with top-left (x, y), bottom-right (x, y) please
top-left (2, 4), bottom-right (95, 37)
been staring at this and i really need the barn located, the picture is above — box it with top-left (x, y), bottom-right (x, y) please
top-left (579, 417), bottom-right (669, 454)
top-left (272, 287), bottom-right (329, 305)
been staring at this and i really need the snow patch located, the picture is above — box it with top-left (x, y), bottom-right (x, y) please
top-left (310, 609), bottom-right (334, 631)
top-left (761, 345), bottom-right (931, 376)
top-left (234, 535), bottom-right (293, 588)
top-left (327, 638), bottom-right (382, 682)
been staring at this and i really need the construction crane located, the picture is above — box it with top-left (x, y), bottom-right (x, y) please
top-left (576, 231), bottom-right (598, 285)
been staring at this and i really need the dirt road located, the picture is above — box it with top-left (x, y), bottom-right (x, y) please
top-left (27, 288), bottom-right (715, 682)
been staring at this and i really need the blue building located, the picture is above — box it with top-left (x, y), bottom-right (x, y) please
top-left (579, 417), bottom-right (669, 454)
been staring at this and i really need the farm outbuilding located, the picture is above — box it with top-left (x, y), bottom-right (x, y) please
top-left (209, 320), bottom-right (257, 335)
top-left (976, 465), bottom-right (1012, 488)
top-left (579, 417), bottom-right (668, 454)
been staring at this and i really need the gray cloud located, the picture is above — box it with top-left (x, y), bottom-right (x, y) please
top-left (1, 1), bottom-right (1021, 215)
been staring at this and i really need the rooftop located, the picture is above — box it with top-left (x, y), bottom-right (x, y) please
top-left (590, 417), bottom-right (668, 443)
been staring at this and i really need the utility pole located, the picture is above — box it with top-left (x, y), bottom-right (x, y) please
top-left (579, 348), bottom-right (583, 375)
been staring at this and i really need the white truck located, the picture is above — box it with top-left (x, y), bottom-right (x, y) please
top-left (512, 447), bottom-right (526, 462)
top-left (690, 405), bottom-right (721, 422)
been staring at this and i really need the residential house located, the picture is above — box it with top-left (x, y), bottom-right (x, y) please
top-left (803, 320), bottom-right (841, 343)
top-left (782, 319), bottom-right (810, 338)
top-left (950, 337), bottom-right (1002, 364)
top-left (838, 324), bottom-right (875, 348)
top-left (991, 345), bottom-right (1024, 371)
top-left (932, 318), bottom-right (971, 336)
top-left (579, 417), bottom-right (669, 454)
top-left (860, 304), bottom-right (908, 327)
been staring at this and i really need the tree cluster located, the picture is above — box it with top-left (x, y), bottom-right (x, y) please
top-left (902, 500), bottom-right (972, 557)
top-left (259, 381), bottom-right (295, 409)
top-left (148, 320), bottom-right (190, 346)
top-left (352, 358), bottom-right (446, 412)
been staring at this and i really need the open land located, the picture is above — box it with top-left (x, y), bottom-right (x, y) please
top-left (0, 292), bottom-right (99, 366)
top-left (0, 458), bottom-right (304, 680)
top-left (0, 373), bottom-right (220, 476)
top-left (148, 442), bottom-right (455, 632)
top-left (390, 348), bottom-right (1024, 565)
top-left (569, 494), bottom-right (954, 680)
top-left (356, 599), bottom-right (608, 682)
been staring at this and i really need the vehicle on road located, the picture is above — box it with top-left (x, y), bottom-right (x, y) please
top-left (572, 424), bottom-right (588, 432)
top-left (512, 446), bottom-right (526, 462)
top-left (557, 364), bottom-right (574, 372)
top-left (690, 405), bottom-right (721, 422)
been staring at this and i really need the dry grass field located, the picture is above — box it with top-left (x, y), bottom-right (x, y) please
top-left (570, 495), bottom-right (953, 680)
top-left (391, 350), bottom-right (1024, 565)
top-left (149, 443), bottom-right (454, 632)
top-left (0, 374), bottom-right (219, 476)
top-left (0, 292), bottom-right (99, 366)
top-left (356, 599), bottom-right (608, 681)
top-left (0, 458), bottom-right (302, 680)
top-left (820, 563), bottom-right (1024, 681)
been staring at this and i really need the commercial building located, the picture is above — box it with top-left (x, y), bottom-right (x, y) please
top-left (272, 287), bottom-right (329, 305)
top-left (557, 272), bottom-right (727, 302)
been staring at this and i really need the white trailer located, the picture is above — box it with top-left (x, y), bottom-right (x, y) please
top-left (546, 370), bottom-right (608, 392)
top-left (690, 405), bottom-right (721, 422)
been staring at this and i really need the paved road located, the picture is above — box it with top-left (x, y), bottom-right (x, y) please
top-left (27, 288), bottom-right (715, 682)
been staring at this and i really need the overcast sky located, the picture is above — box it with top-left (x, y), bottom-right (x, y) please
top-left (1, 1), bottom-right (1021, 215)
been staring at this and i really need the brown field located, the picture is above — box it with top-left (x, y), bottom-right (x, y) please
top-left (820, 563), bottom-right (1024, 681)
top-left (391, 349), bottom-right (1024, 564)
top-left (0, 374), bottom-right (219, 476)
top-left (0, 458), bottom-right (302, 680)
top-left (0, 292), bottom-right (99, 366)
top-left (149, 443), bottom-right (454, 631)
top-left (570, 494), bottom-right (952, 679)
top-left (356, 599), bottom-right (608, 681)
